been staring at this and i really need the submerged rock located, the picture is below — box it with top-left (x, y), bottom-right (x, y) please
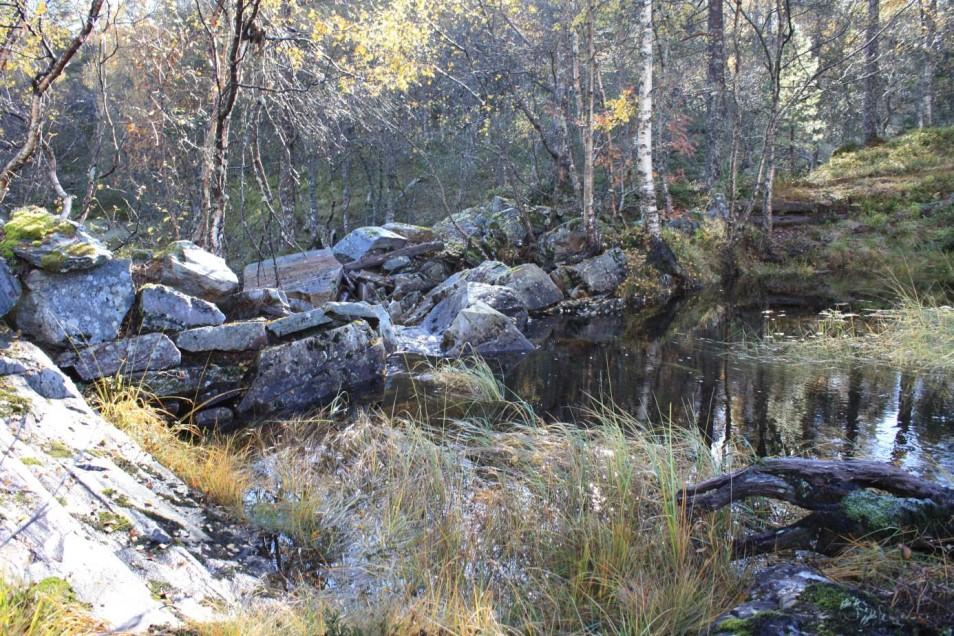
top-left (332, 226), bottom-right (407, 263)
top-left (0, 259), bottom-right (20, 317)
top-left (152, 240), bottom-right (239, 300)
top-left (1, 206), bottom-right (111, 272)
top-left (499, 263), bottom-right (564, 311)
top-left (139, 283), bottom-right (225, 332)
top-left (176, 320), bottom-right (268, 352)
top-left (58, 333), bottom-right (181, 381)
top-left (238, 321), bottom-right (386, 415)
top-left (710, 564), bottom-right (925, 635)
top-left (243, 249), bottom-right (342, 306)
top-left (14, 259), bottom-right (135, 346)
top-left (442, 301), bottom-right (534, 356)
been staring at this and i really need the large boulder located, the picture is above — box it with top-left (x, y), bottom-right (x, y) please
top-left (422, 282), bottom-right (528, 334)
top-left (243, 249), bottom-right (341, 306)
top-left (499, 263), bottom-right (564, 311)
top-left (176, 320), bottom-right (268, 352)
top-left (571, 247), bottom-right (628, 295)
top-left (14, 259), bottom-right (135, 346)
top-left (238, 321), bottom-right (386, 415)
top-left (332, 226), bottom-right (407, 263)
top-left (139, 284), bottom-right (225, 332)
top-left (58, 333), bottom-right (181, 381)
top-left (0, 206), bottom-right (111, 272)
top-left (0, 259), bottom-right (20, 317)
top-left (442, 301), bottom-right (534, 356)
top-left (152, 240), bottom-right (239, 301)
top-left (540, 224), bottom-right (589, 264)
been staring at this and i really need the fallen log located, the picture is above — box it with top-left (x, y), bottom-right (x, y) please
top-left (680, 458), bottom-right (954, 558)
top-left (342, 241), bottom-right (444, 271)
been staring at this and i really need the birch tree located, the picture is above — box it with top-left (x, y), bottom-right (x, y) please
top-left (635, 0), bottom-right (660, 240)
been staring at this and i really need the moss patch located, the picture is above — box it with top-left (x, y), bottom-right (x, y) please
top-left (0, 379), bottom-right (30, 418)
top-left (93, 511), bottom-right (133, 534)
top-left (42, 441), bottom-right (73, 459)
top-left (0, 207), bottom-right (76, 260)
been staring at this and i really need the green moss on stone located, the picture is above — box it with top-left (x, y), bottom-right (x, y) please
top-left (94, 510), bottom-right (133, 533)
top-left (0, 207), bottom-right (76, 260)
top-left (43, 440), bottom-right (73, 459)
top-left (19, 456), bottom-right (42, 466)
top-left (0, 379), bottom-right (30, 418)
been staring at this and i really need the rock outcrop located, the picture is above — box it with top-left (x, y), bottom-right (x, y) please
top-left (14, 259), bottom-right (135, 346)
top-left (499, 263), bottom-right (564, 310)
top-left (0, 339), bottom-right (265, 631)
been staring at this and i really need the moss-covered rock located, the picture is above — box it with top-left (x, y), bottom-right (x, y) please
top-left (0, 206), bottom-right (111, 272)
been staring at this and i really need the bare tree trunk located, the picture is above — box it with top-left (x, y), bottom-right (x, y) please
top-left (41, 143), bottom-right (74, 219)
top-left (704, 0), bottom-right (727, 190)
top-left (863, 0), bottom-right (880, 144)
top-left (193, 0), bottom-right (262, 255)
top-left (0, 0), bottom-right (105, 204)
top-left (635, 0), bottom-right (660, 239)
top-left (918, 0), bottom-right (937, 128)
top-left (579, 2), bottom-right (599, 249)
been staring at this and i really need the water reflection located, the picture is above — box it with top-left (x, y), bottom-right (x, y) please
top-left (502, 295), bottom-right (954, 483)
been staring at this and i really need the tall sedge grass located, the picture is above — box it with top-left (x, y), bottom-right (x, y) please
top-left (86, 356), bottom-right (745, 634)
top-left (742, 287), bottom-right (954, 373)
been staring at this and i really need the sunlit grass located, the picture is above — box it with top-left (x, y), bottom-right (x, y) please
top-left (0, 577), bottom-right (105, 636)
top-left (91, 376), bottom-right (252, 514)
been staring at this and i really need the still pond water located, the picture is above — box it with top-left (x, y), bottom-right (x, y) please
top-left (385, 291), bottom-right (954, 483)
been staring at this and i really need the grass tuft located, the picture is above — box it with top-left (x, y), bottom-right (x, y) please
top-left (0, 577), bottom-right (105, 636)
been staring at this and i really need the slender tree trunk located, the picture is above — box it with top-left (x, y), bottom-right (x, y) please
top-left (635, 0), bottom-right (660, 239)
top-left (580, 2), bottom-right (599, 249)
top-left (704, 0), bottom-right (727, 190)
top-left (863, 0), bottom-right (880, 144)
top-left (918, 0), bottom-right (937, 128)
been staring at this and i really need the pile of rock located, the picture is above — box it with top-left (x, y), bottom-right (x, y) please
top-left (1, 202), bottom-right (646, 422)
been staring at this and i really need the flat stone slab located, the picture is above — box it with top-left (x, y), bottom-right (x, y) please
top-left (382, 222), bottom-right (435, 244)
top-left (238, 321), bottom-right (385, 415)
top-left (14, 259), bottom-right (135, 346)
top-left (139, 284), bottom-right (225, 332)
top-left (58, 333), bottom-right (181, 381)
top-left (243, 249), bottom-right (342, 306)
top-left (266, 308), bottom-right (331, 338)
top-left (324, 301), bottom-right (396, 351)
top-left (176, 321), bottom-right (268, 352)
top-left (332, 226), bottom-right (407, 263)
top-left (571, 247), bottom-right (628, 294)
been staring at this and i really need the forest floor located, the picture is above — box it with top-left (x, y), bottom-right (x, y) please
top-left (755, 126), bottom-right (954, 300)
